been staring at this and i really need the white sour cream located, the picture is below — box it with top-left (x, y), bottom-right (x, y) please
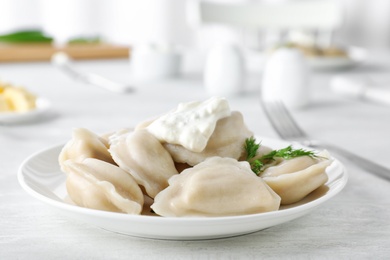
top-left (147, 97), bottom-right (231, 152)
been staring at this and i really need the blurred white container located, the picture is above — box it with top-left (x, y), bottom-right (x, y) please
top-left (39, 0), bottom-right (99, 45)
top-left (261, 48), bottom-right (309, 109)
top-left (131, 44), bottom-right (181, 81)
top-left (204, 44), bottom-right (244, 97)
top-left (99, 0), bottom-right (192, 47)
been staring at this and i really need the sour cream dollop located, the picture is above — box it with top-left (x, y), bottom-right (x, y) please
top-left (147, 97), bottom-right (231, 152)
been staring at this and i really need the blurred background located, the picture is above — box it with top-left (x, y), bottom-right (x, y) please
top-left (1, 0), bottom-right (390, 54)
top-left (3, 0), bottom-right (390, 102)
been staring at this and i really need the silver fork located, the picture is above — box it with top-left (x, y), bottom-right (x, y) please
top-left (261, 99), bottom-right (390, 182)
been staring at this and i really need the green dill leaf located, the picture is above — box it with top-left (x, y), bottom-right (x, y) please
top-left (271, 145), bottom-right (317, 160)
top-left (250, 159), bottom-right (263, 176)
top-left (244, 136), bottom-right (260, 160)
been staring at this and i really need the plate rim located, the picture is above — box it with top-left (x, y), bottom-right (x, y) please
top-left (307, 46), bottom-right (367, 70)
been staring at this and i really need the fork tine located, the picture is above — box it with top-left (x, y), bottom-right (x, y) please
top-left (261, 99), bottom-right (307, 140)
top-left (261, 100), bottom-right (285, 138)
top-left (275, 100), bottom-right (307, 138)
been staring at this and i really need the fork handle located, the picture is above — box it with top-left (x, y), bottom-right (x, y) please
top-left (312, 143), bottom-right (390, 182)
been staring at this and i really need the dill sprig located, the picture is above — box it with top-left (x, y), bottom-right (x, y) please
top-left (261, 145), bottom-right (317, 161)
top-left (244, 136), bottom-right (260, 160)
top-left (244, 137), bottom-right (318, 175)
top-left (244, 137), bottom-right (264, 175)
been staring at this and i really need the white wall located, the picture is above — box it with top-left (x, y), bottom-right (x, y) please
top-left (0, 0), bottom-right (390, 50)
top-left (337, 0), bottom-right (390, 49)
top-left (0, 0), bottom-right (41, 33)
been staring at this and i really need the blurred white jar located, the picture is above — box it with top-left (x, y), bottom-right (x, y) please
top-left (204, 44), bottom-right (244, 97)
top-left (39, 0), bottom-right (99, 45)
top-left (261, 47), bottom-right (309, 109)
top-left (131, 43), bottom-right (181, 81)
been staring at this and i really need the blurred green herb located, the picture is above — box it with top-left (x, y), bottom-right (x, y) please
top-left (0, 30), bottom-right (100, 44)
top-left (68, 37), bottom-right (100, 44)
top-left (0, 30), bottom-right (52, 43)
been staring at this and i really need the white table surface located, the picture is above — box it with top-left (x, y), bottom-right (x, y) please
top-left (1, 52), bottom-right (390, 259)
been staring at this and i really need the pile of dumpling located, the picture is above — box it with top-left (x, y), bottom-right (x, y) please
top-left (0, 81), bottom-right (37, 113)
top-left (59, 97), bottom-right (332, 217)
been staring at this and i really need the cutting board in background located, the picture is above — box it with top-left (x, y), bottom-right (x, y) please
top-left (0, 43), bottom-right (130, 62)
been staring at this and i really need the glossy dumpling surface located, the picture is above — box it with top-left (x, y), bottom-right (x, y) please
top-left (164, 111), bottom-right (253, 166)
top-left (260, 151), bottom-right (332, 205)
top-left (151, 157), bottom-right (281, 217)
top-left (59, 128), bottom-right (115, 171)
top-left (109, 129), bottom-right (179, 198)
top-left (64, 158), bottom-right (144, 214)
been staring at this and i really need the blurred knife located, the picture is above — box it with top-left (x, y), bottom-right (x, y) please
top-left (331, 75), bottom-right (390, 106)
top-left (51, 52), bottom-right (134, 93)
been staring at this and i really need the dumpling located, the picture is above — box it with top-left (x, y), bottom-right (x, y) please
top-left (260, 151), bottom-right (332, 205)
top-left (134, 118), bottom-right (155, 131)
top-left (151, 157), bottom-right (281, 217)
top-left (64, 158), bottom-right (144, 214)
top-left (59, 128), bottom-right (115, 171)
top-left (164, 111), bottom-right (253, 166)
top-left (109, 129), bottom-right (179, 198)
top-left (108, 128), bottom-right (132, 145)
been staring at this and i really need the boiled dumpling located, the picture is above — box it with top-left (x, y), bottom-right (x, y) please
top-left (164, 111), bottom-right (253, 166)
top-left (134, 118), bottom-right (155, 131)
top-left (260, 151), bottom-right (332, 205)
top-left (64, 158), bottom-right (144, 214)
top-left (109, 129), bottom-right (179, 198)
top-left (108, 128), bottom-right (132, 145)
top-left (151, 157), bottom-right (281, 217)
top-left (59, 128), bottom-right (115, 172)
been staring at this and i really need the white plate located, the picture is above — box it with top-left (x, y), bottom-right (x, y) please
top-left (17, 138), bottom-right (348, 240)
top-left (0, 98), bottom-right (51, 124)
top-left (307, 46), bottom-right (367, 70)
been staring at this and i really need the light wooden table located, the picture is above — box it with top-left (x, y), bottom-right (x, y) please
top-left (0, 43), bottom-right (129, 62)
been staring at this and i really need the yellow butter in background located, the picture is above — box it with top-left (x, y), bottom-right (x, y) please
top-left (0, 83), bottom-right (37, 113)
